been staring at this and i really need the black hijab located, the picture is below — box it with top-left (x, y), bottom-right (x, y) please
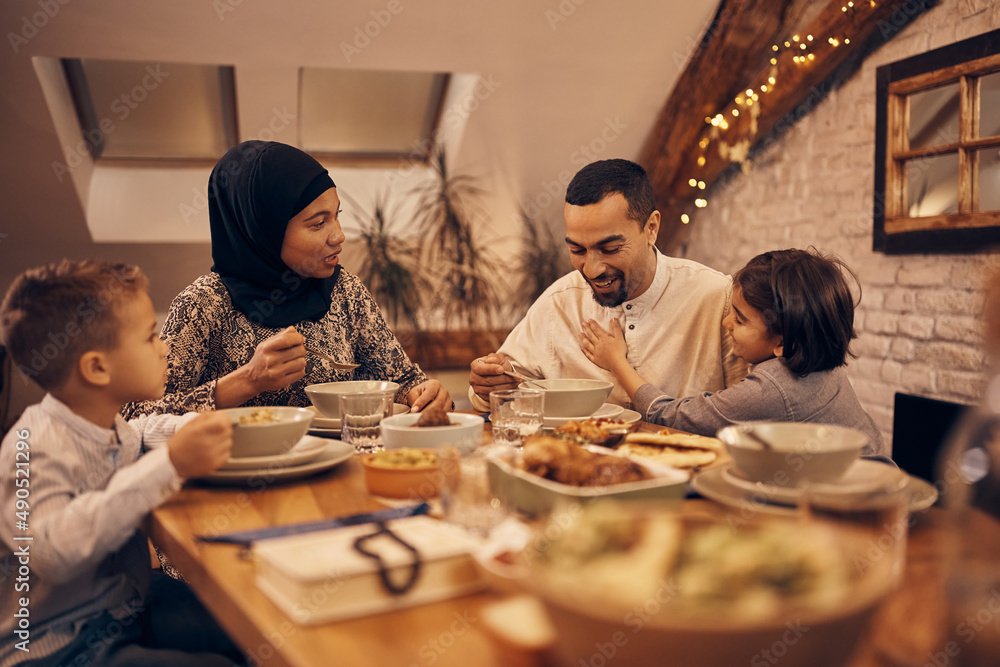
top-left (209, 141), bottom-right (339, 328)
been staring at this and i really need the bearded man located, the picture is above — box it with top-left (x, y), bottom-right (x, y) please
top-left (468, 159), bottom-right (747, 413)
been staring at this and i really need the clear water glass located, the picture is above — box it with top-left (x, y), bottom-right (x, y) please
top-left (489, 388), bottom-right (544, 448)
top-left (439, 446), bottom-right (507, 537)
top-left (339, 391), bottom-right (393, 454)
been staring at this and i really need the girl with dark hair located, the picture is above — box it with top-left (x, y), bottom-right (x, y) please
top-left (580, 248), bottom-right (885, 456)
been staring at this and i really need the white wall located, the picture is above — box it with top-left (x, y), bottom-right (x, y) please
top-left (0, 0), bottom-right (715, 316)
top-left (682, 0), bottom-right (1000, 447)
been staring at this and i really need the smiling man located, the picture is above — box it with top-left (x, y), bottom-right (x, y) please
top-left (468, 159), bottom-right (747, 412)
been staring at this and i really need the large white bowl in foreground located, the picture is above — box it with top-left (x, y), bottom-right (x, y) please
top-left (380, 412), bottom-right (485, 451)
top-left (518, 379), bottom-right (613, 418)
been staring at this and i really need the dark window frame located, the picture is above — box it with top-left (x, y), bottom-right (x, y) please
top-left (874, 28), bottom-right (1000, 254)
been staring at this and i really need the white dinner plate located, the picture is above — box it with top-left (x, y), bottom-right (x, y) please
top-left (306, 403), bottom-right (409, 430)
top-left (221, 435), bottom-right (329, 471)
top-left (542, 403), bottom-right (625, 428)
top-left (693, 463), bottom-right (939, 515)
top-left (196, 440), bottom-right (354, 486)
top-left (617, 408), bottom-right (642, 426)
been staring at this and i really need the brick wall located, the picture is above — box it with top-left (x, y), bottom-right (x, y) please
top-left (682, 0), bottom-right (1000, 448)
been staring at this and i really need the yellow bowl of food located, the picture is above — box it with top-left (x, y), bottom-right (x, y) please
top-left (221, 406), bottom-right (314, 458)
top-left (362, 448), bottom-right (442, 499)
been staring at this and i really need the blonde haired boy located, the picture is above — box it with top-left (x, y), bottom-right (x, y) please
top-left (0, 260), bottom-right (242, 666)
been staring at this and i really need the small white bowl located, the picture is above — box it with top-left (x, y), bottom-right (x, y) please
top-left (380, 412), bottom-right (485, 451)
top-left (518, 379), bottom-right (613, 418)
top-left (304, 381), bottom-right (399, 420)
top-left (716, 422), bottom-right (868, 487)
top-left (221, 406), bottom-right (314, 458)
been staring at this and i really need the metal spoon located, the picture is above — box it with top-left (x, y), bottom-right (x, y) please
top-left (305, 345), bottom-right (359, 371)
top-left (743, 429), bottom-right (775, 451)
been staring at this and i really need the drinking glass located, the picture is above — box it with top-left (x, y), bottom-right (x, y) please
top-left (489, 388), bottom-right (544, 448)
top-left (339, 391), bottom-right (393, 454)
top-left (439, 446), bottom-right (507, 537)
top-left (799, 464), bottom-right (911, 585)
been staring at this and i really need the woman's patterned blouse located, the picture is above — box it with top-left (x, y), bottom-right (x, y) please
top-left (124, 270), bottom-right (426, 418)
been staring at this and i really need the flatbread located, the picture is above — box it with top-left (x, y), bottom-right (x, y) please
top-left (623, 431), bottom-right (724, 452)
top-left (617, 442), bottom-right (718, 469)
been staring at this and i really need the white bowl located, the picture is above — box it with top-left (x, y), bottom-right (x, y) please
top-left (380, 412), bottom-right (485, 451)
top-left (221, 406), bottom-right (314, 458)
top-left (517, 379), bottom-right (613, 418)
top-left (716, 422), bottom-right (867, 487)
top-left (481, 503), bottom-right (895, 667)
top-left (304, 381), bottom-right (399, 419)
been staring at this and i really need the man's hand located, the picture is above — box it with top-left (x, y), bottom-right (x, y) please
top-left (167, 412), bottom-right (233, 479)
top-left (407, 379), bottom-right (452, 413)
top-left (245, 326), bottom-right (307, 393)
top-left (469, 352), bottom-right (520, 402)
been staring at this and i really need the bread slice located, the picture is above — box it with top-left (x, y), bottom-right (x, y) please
top-left (623, 431), bottom-right (724, 451)
top-left (618, 431), bottom-right (723, 469)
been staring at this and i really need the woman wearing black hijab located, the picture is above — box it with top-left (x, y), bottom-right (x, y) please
top-left (126, 141), bottom-right (450, 417)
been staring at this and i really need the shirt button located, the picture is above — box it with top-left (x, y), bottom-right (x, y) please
top-left (628, 324), bottom-right (635, 331)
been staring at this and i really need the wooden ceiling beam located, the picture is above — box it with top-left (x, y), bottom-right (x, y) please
top-left (641, 0), bottom-right (934, 251)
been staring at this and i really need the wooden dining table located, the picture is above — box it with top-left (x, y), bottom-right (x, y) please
top-left (146, 420), bottom-right (952, 667)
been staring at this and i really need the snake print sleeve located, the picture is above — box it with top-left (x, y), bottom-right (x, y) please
top-left (123, 271), bottom-right (427, 418)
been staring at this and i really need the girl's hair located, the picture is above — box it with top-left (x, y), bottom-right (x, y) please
top-left (0, 260), bottom-right (148, 390)
top-left (732, 248), bottom-right (860, 376)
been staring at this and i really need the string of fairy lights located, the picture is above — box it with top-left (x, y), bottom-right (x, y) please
top-left (679, 0), bottom-right (877, 226)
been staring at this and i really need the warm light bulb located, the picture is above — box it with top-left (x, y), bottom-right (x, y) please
top-left (705, 116), bottom-right (713, 124)
top-left (711, 117), bottom-right (720, 126)
top-left (736, 96), bottom-right (744, 104)
top-left (752, 93), bottom-right (758, 101)
top-left (784, 41), bottom-right (791, 47)
top-left (697, 181), bottom-right (706, 189)
top-left (746, 89), bottom-right (754, 96)
top-left (844, 37), bottom-right (851, 44)
top-left (681, 214), bottom-right (690, 224)
top-left (792, 34), bottom-right (800, 42)
top-left (688, 178), bottom-right (697, 187)
top-left (800, 43), bottom-right (807, 50)
top-left (807, 53), bottom-right (815, 61)
top-left (772, 45), bottom-right (779, 51)
top-left (807, 34), bottom-right (813, 41)
top-left (699, 138), bottom-right (709, 148)
top-left (760, 84), bottom-right (768, 92)
top-left (697, 156), bottom-right (706, 166)
top-left (720, 120), bottom-right (729, 129)
top-left (732, 109), bottom-right (739, 116)
top-left (770, 57), bottom-right (777, 65)
top-left (768, 76), bottom-right (776, 84)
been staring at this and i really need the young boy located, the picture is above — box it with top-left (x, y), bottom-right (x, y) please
top-left (0, 260), bottom-right (243, 666)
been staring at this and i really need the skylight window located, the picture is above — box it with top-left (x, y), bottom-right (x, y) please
top-left (299, 68), bottom-right (449, 162)
top-left (62, 58), bottom-right (237, 161)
